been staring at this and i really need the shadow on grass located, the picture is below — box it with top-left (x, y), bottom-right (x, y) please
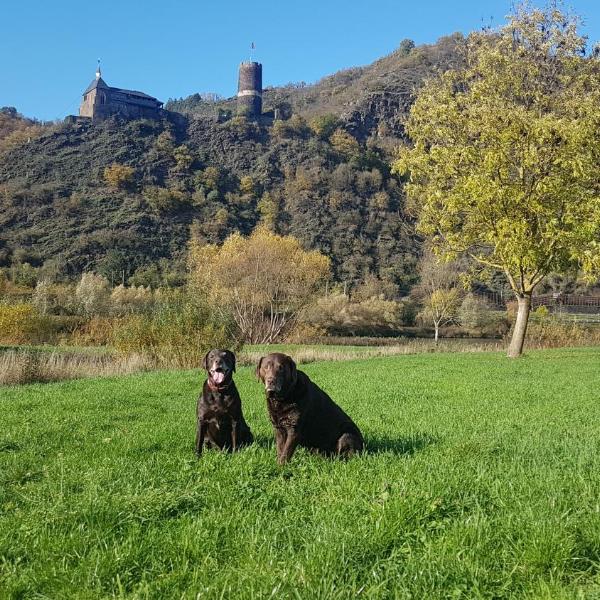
top-left (251, 434), bottom-right (275, 450)
top-left (249, 433), bottom-right (437, 457)
top-left (0, 441), bottom-right (21, 453)
top-left (365, 432), bottom-right (437, 455)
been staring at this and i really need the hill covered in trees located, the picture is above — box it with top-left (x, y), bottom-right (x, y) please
top-left (0, 34), bottom-right (464, 292)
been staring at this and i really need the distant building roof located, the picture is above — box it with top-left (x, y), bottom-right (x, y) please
top-left (111, 87), bottom-right (160, 101)
top-left (82, 77), bottom-right (162, 105)
top-left (83, 76), bottom-right (109, 95)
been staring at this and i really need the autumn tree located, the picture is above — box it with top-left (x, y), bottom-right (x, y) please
top-left (197, 166), bottom-right (222, 191)
top-left (413, 251), bottom-right (462, 342)
top-left (154, 130), bottom-right (175, 154)
top-left (173, 145), bottom-right (194, 172)
top-left (394, 3), bottom-right (600, 357)
top-left (330, 128), bottom-right (360, 157)
top-left (188, 227), bottom-right (330, 343)
top-left (458, 293), bottom-right (494, 330)
top-left (257, 192), bottom-right (279, 230)
top-left (239, 175), bottom-right (256, 196)
top-left (103, 164), bottom-right (135, 189)
top-left (418, 289), bottom-right (461, 343)
top-left (309, 114), bottom-right (340, 140)
top-left (75, 273), bottom-right (110, 316)
top-left (143, 186), bottom-right (189, 212)
top-left (32, 279), bottom-right (52, 315)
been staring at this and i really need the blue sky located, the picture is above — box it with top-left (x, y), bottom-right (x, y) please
top-left (1, 0), bottom-right (599, 121)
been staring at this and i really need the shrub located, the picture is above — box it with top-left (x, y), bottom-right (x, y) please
top-left (398, 38), bottom-right (416, 56)
top-left (459, 294), bottom-right (493, 329)
top-left (303, 293), bottom-right (404, 336)
top-left (75, 273), bottom-right (110, 316)
top-left (524, 317), bottom-right (600, 349)
top-left (154, 131), bottom-right (175, 154)
top-left (197, 166), bottom-right (222, 191)
top-left (309, 114), bottom-right (340, 140)
top-left (284, 322), bottom-right (325, 344)
top-left (352, 274), bottom-right (399, 302)
top-left (271, 115), bottom-right (309, 140)
top-left (257, 192), bottom-right (279, 230)
top-left (0, 303), bottom-right (54, 344)
top-left (31, 279), bottom-right (52, 314)
top-left (173, 145), bottom-right (194, 172)
top-left (103, 164), bottom-right (135, 189)
top-left (110, 284), bottom-right (154, 315)
top-left (67, 316), bottom-right (116, 346)
top-left (330, 128), bottom-right (360, 157)
top-left (144, 186), bottom-right (190, 212)
top-left (239, 175), bottom-right (256, 196)
top-left (112, 293), bottom-right (235, 368)
top-left (10, 262), bottom-right (39, 287)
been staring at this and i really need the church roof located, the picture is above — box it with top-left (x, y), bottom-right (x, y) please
top-left (83, 76), bottom-right (109, 95)
top-left (82, 78), bottom-right (161, 104)
top-left (111, 87), bottom-right (159, 101)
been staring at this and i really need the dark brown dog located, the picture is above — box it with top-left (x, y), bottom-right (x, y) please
top-left (256, 353), bottom-right (363, 464)
top-left (195, 349), bottom-right (253, 456)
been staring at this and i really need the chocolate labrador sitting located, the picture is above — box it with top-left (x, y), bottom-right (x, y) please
top-left (196, 349), bottom-right (253, 456)
top-left (256, 353), bottom-right (363, 464)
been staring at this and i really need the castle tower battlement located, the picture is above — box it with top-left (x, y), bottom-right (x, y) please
top-left (237, 61), bottom-right (262, 118)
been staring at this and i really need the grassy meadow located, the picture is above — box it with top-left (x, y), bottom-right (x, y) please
top-left (2, 348), bottom-right (600, 598)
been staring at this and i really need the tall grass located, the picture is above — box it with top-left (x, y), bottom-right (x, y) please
top-left (0, 351), bottom-right (152, 385)
top-left (0, 340), bottom-right (505, 386)
top-left (239, 338), bottom-right (504, 365)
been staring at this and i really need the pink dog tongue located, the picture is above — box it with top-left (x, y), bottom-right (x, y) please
top-left (212, 371), bottom-right (225, 384)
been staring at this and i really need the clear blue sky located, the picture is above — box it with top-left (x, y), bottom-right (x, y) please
top-left (1, 0), bottom-right (599, 121)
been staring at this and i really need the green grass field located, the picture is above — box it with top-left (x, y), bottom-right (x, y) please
top-left (2, 348), bottom-right (600, 599)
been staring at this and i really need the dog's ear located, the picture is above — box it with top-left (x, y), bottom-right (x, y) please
top-left (255, 357), bottom-right (264, 381)
top-left (287, 356), bottom-right (297, 385)
top-left (225, 350), bottom-right (236, 373)
top-left (201, 351), bottom-right (211, 372)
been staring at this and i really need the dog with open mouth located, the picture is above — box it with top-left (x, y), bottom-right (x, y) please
top-left (195, 349), bottom-right (253, 456)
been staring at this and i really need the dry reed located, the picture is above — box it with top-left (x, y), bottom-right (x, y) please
top-left (238, 339), bottom-right (504, 366)
top-left (0, 351), bottom-right (152, 386)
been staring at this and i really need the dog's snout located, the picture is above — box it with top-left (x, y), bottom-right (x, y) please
top-left (265, 376), bottom-right (279, 391)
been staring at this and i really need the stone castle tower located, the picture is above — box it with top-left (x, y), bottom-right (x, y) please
top-left (79, 63), bottom-right (163, 121)
top-left (237, 61), bottom-right (262, 118)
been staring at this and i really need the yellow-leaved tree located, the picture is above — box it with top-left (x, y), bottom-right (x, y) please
top-left (393, 3), bottom-right (600, 357)
top-left (103, 164), bottom-right (135, 189)
top-left (188, 227), bottom-right (330, 343)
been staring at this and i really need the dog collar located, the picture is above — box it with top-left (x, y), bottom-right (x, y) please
top-left (207, 378), bottom-right (232, 392)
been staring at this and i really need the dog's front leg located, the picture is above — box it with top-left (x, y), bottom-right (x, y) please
top-left (231, 419), bottom-right (238, 452)
top-left (195, 420), bottom-right (207, 457)
top-left (278, 428), bottom-right (299, 465)
top-left (274, 427), bottom-right (286, 458)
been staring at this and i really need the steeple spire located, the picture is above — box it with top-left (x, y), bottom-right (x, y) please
top-left (96, 59), bottom-right (101, 80)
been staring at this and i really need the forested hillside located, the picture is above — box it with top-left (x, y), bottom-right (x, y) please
top-left (0, 35), bottom-right (464, 292)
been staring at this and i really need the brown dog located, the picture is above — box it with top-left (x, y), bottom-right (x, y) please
top-left (256, 353), bottom-right (363, 464)
top-left (195, 349), bottom-right (253, 456)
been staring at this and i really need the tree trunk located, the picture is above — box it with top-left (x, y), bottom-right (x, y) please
top-left (434, 324), bottom-right (439, 344)
top-left (507, 294), bottom-right (531, 358)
